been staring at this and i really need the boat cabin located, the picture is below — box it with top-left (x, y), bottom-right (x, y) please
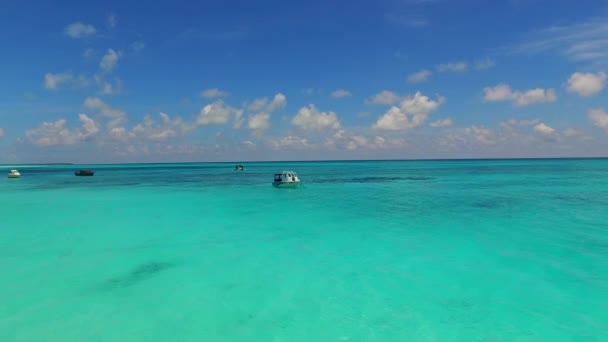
top-left (273, 171), bottom-right (301, 188)
top-left (7, 169), bottom-right (21, 178)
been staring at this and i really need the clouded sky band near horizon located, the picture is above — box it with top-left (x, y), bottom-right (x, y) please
top-left (0, 0), bottom-right (607, 163)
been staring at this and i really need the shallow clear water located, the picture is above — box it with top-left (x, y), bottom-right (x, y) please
top-left (1, 160), bottom-right (607, 340)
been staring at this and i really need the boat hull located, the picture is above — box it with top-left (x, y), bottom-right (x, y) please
top-left (272, 181), bottom-right (301, 188)
top-left (7, 175), bottom-right (20, 178)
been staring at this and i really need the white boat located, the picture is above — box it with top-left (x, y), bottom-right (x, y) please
top-left (7, 170), bottom-right (21, 178)
top-left (273, 171), bottom-right (301, 188)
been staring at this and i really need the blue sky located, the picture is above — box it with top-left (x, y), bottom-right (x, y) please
top-left (1, 0), bottom-right (607, 163)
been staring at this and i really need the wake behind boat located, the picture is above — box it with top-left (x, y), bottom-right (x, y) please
top-left (273, 171), bottom-right (301, 188)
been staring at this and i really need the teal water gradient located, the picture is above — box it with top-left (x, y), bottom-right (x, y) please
top-left (1, 160), bottom-right (607, 340)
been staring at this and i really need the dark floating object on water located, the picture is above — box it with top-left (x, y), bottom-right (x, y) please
top-left (234, 164), bottom-right (244, 171)
top-left (104, 261), bottom-right (175, 289)
top-left (75, 169), bottom-right (95, 176)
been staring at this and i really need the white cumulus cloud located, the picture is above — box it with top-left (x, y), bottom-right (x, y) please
top-left (534, 122), bottom-right (556, 135)
top-left (244, 93), bottom-right (286, 132)
top-left (483, 83), bottom-right (557, 107)
top-left (247, 93), bottom-right (286, 112)
top-left (64, 22), bottom-right (97, 39)
top-left (561, 128), bottom-right (589, 140)
top-left (44, 72), bottom-right (72, 90)
top-left (483, 83), bottom-right (513, 101)
top-left (84, 97), bottom-right (127, 128)
top-left (267, 93), bottom-right (287, 112)
top-left (407, 69), bottom-right (432, 83)
top-left (99, 80), bottom-right (122, 95)
top-left (567, 72), bottom-right (606, 97)
top-left (474, 58), bottom-right (496, 70)
top-left (367, 90), bottom-right (401, 105)
top-left (373, 92), bottom-right (445, 130)
top-left (518, 118), bottom-right (541, 126)
top-left (374, 107), bottom-right (409, 131)
top-left (322, 129), bottom-right (406, 152)
top-left (197, 100), bottom-right (242, 125)
top-left (292, 104), bottom-right (341, 131)
top-left (515, 88), bottom-right (558, 106)
top-left (83, 48), bottom-right (96, 59)
top-left (25, 114), bottom-right (99, 146)
top-left (94, 74), bottom-right (122, 95)
top-left (248, 112), bottom-right (271, 131)
top-left (131, 112), bottom-right (194, 141)
top-left (331, 89), bottom-right (352, 98)
top-left (430, 117), bottom-right (453, 127)
top-left (464, 126), bottom-right (496, 145)
top-left (201, 88), bottom-right (229, 99)
top-left (269, 135), bottom-right (310, 150)
top-left (78, 113), bottom-right (99, 138)
top-left (588, 108), bottom-right (608, 132)
top-left (100, 49), bottom-right (121, 72)
top-left (43, 73), bottom-right (90, 90)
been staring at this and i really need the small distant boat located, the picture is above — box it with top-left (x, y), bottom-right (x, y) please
top-left (7, 169), bottom-right (20, 178)
top-left (75, 169), bottom-right (95, 176)
top-left (273, 171), bottom-right (301, 188)
top-left (234, 164), bottom-right (244, 171)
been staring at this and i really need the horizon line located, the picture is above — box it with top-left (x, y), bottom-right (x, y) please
top-left (2, 156), bottom-right (608, 166)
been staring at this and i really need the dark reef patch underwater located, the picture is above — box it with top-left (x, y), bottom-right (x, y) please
top-left (102, 261), bottom-right (176, 290)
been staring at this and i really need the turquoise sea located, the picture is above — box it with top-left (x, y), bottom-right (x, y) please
top-left (1, 159), bottom-right (607, 341)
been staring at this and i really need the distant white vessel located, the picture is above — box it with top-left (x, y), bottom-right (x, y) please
top-left (273, 171), bottom-right (301, 188)
top-left (7, 170), bottom-right (21, 178)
